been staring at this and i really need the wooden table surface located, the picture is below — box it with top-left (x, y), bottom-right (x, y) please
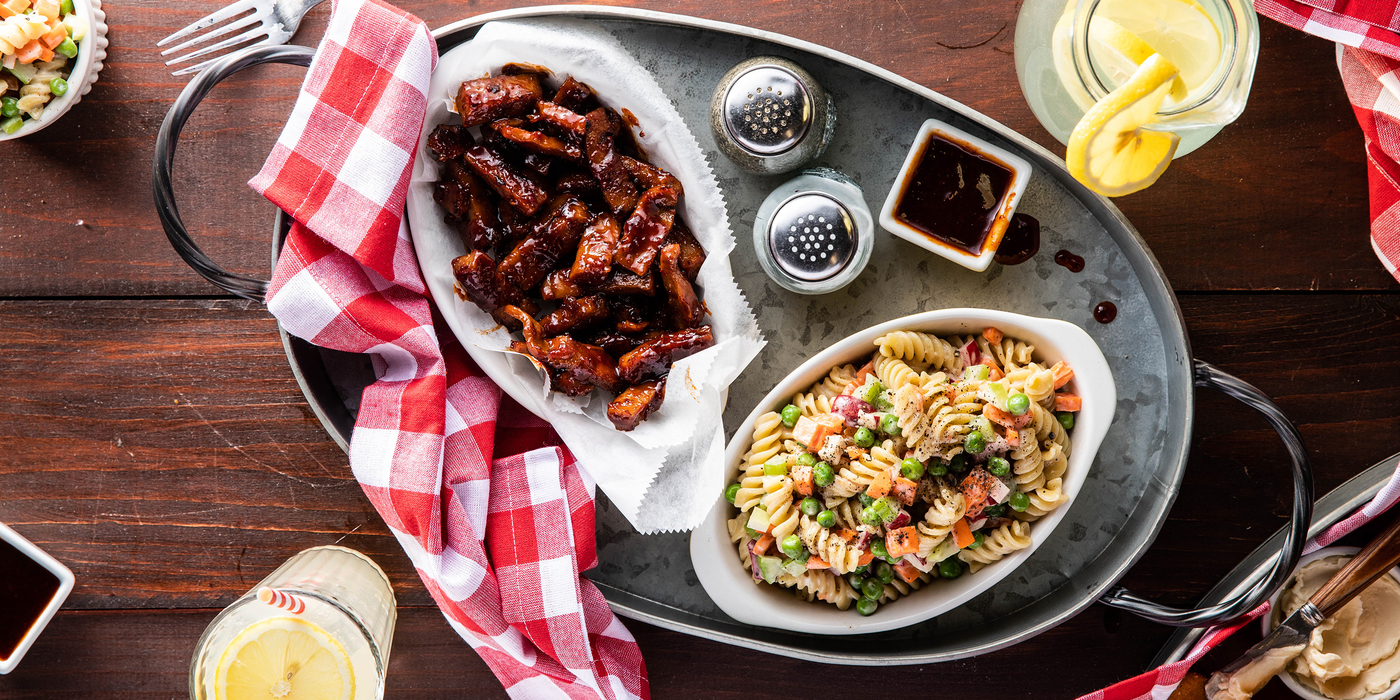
top-left (2, 1), bottom-right (1396, 697)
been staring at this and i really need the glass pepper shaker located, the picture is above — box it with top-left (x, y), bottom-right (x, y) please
top-left (753, 168), bottom-right (873, 295)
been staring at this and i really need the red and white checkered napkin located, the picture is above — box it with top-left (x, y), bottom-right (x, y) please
top-left (1255, 1), bottom-right (1400, 282)
top-left (1079, 460), bottom-right (1400, 700)
top-left (247, 1), bottom-right (648, 698)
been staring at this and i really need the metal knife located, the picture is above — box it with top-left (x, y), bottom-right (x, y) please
top-left (1205, 510), bottom-right (1400, 700)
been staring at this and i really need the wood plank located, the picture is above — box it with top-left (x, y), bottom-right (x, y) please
top-left (0, 2), bottom-right (1386, 296)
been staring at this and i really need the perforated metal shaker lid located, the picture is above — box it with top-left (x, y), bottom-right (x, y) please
top-left (722, 66), bottom-right (812, 156)
top-left (752, 169), bottom-right (874, 295)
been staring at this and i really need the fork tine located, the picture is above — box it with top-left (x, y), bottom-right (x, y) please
top-left (159, 9), bottom-right (265, 57)
top-left (157, 0), bottom-right (260, 47)
top-left (165, 26), bottom-right (269, 67)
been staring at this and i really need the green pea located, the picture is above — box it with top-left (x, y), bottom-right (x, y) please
top-left (1, 116), bottom-right (22, 135)
top-left (724, 483), bottom-right (740, 504)
top-left (764, 457), bottom-right (788, 476)
top-left (874, 560), bottom-right (895, 584)
top-left (796, 452), bottom-right (817, 467)
top-left (870, 538), bottom-right (889, 560)
top-left (816, 510), bottom-right (836, 528)
top-left (59, 0), bottom-right (73, 14)
top-left (949, 453), bottom-right (969, 473)
top-left (792, 547), bottom-right (810, 564)
top-left (928, 461), bottom-right (947, 477)
top-left (964, 431), bottom-right (986, 454)
top-left (983, 503), bottom-right (1008, 518)
top-left (1, 96), bottom-right (17, 118)
top-left (48, 78), bottom-right (67, 97)
top-left (812, 462), bottom-right (834, 487)
top-left (1058, 411), bottom-right (1075, 431)
top-left (861, 577), bottom-right (883, 600)
top-left (1009, 491), bottom-right (1031, 512)
top-left (853, 564), bottom-right (870, 576)
top-left (900, 458), bottom-right (925, 480)
top-left (879, 413), bottom-right (901, 436)
top-left (799, 497), bottom-right (821, 517)
top-left (847, 573), bottom-right (866, 590)
top-left (938, 558), bottom-right (963, 579)
top-left (858, 492), bottom-right (875, 508)
top-left (781, 404), bottom-right (801, 428)
top-left (987, 456), bottom-right (1010, 476)
top-left (860, 506), bottom-right (881, 526)
top-left (968, 531), bottom-right (985, 549)
top-left (55, 37), bottom-right (77, 59)
top-left (1007, 392), bottom-right (1030, 416)
top-left (780, 534), bottom-right (803, 559)
top-left (856, 598), bottom-right (879, 616)
top-left (853, 427), bottom-right (875, 448)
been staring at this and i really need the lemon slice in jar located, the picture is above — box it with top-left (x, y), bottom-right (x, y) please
top-left (1095, 0), bottom-right (1221, 102)
top-left (1066, 53), bottom-right (1182, 197)
top-left (215, 617), bottom-right (354, 700)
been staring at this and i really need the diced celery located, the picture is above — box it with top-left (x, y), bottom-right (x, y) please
top-left (746, 507), bottom-right (770, 535)
top-left (963, 364), bottom-right (990, 381)
top-left (1, 116), bottom-right (22, 134)
top-left (57, 0), bottom-right (70, 13)
top-left (977, 380), bottom-right (1009, 410)
top-left (928, 536), bottom-right (959, 563)
top-left (757, 556), bottom-right (784, 584)
top-left (6, 62), bottom-right (36, 84)
top-left (973, 416), bottom-right (994, 440)
top-left (782, 559), bottom-right (807, 577)
top-left (62, 12), bottom-right (85, 40)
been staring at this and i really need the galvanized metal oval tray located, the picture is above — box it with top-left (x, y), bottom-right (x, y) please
top-left (154, 5), bottom-right (1313, 664)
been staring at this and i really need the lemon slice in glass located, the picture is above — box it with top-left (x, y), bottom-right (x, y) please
top-left (1095, 0), bottom-right (1221, 99)
top-left (216, 617), bottom-right (354, 700)
top-left (1067, 53), bottom-right (1182, 197)
top-left (1087, 17), bottom-right (1188, 104)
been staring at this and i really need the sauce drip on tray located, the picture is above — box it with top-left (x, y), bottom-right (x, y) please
top-left (1093, 301), bottom-right (1117, 324)
top-left (1054, 249), bottom-right (1084, 273)
top-left (0, 538), bottom-right (60, 661)
top-left (893, 134), bottom-right (1013, 255)
top-left (993, 213), bottom-right (1040, 265)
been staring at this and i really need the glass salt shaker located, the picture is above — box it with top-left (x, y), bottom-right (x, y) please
top-left (753, 169), bottom-right (873, 295)
top-left (710, 56), bottom-right (836, 174)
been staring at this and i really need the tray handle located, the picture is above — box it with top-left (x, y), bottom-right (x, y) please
top-left (1098, 359), bottom-right (1314, 627)
top-left (152, 44), bottom-right (315, 302)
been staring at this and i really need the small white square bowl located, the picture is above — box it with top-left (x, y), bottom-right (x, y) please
top-left (0, 521), bottom-right (75, 675)
top-left (878, 119), bottom-right (1033, 272)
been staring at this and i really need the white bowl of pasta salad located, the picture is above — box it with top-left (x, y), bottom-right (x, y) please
top-left (0, 0), bottom-right (105, 140)
top-left (689, 309), bottom-right (1115, 634)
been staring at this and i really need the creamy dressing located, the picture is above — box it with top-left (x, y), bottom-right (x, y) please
top-left (1281, 556), bottom-right (1400, 699)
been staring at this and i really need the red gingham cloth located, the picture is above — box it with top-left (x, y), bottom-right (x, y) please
top-left (247, 1), bottom-right (648, 697)
top-left (1257, 0), bottom-right (1400, 282)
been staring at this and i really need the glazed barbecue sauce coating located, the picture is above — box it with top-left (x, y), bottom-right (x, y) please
top-left (893, 135), bottom-right (1013, 255)
top-left (1, 539), bottom-right (60, 661)
top-left (993, 213), bottom-right (1040, 266)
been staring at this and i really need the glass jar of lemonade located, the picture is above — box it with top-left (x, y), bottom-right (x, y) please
top-left (1015, 0), bottom-right (1259, 158)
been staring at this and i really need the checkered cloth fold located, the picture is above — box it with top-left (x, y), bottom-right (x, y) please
top-left (248, 1), bottom-right (648, 697)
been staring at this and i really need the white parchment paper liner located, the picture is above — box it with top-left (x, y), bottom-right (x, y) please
top-left (405, 18), bottom-right (764, 533)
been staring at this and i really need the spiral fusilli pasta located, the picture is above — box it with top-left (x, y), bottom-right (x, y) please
top-left (958, 521), bottom-right (1033, 571)
top-left (798, 514), bottom-right (861, 574)
top-left (873, 353), bottom-right (923, 390)
top-left (876, 331), bottom-right (959, 370)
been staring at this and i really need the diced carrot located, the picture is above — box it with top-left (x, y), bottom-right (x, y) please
top-left (857, 550), bottom-right (875, 566)
top-left (1004, 426), bottom-right (1019, 448)
top-left (1051, 361), bottom-right (1074, 389)
top-left (984, 404), bottom-right (1016, 430)
top-left (815, 413), bottom-right (844, 431)
top-left (5, 0), bottom-right (30, 13)
top-left (754, 533), bottom-right (775, 556)
top-left (36, 45), bottom-right (52, 62)
top-left (866, 468), bottom-right (893, 499)
top-left (834, 528), bottom-right (857, 542)
top-left (0, 4), bottom-right (15, 18)
top-left (806, 555), bottom-right (831, 570)
top-left (33, 0), bottom-right (56, 20)
top-left (15, 39), bottom-right (43, 63)
top-left (1055, 394), bottom-right (1082, 412)
top-left (792, 415), bottom-right (819, 448)
top-left (791, 463), bottom-right (813, 497)
top-left (893, 560), bottom-right (922, 584)
top-left (890, 475), bottom-right (918, 506)
top-left (952, 518), bottom-right (975, 548)
top-left (854, 361), bottom-right (874, 385)
top-left (982, 327), bottom-right (1003, 344)
top-left (979, 356), bottom-right (1004, 381)
top-left (40, 25), bottom-right (65, 48)
top-left (885, 526), bottom-right (919, 557)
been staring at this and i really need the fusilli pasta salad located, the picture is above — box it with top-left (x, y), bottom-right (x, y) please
top-left (0, 0), bottom-right (88, 133)
top-left (722, 326), bottom-right (1082, 616)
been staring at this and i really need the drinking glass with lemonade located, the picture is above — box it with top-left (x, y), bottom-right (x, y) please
top-left (1015, 0), bottom-right (1259, 196)
top-left (189, 546), bottom-right (397, 700)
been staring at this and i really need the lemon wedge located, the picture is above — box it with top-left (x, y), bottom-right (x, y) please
top-left (216, 617), bottom-right (354, 700)
top-left (1087, 17), bottom-right (1188, 103)
top-left (1067, 53), bottom-right (1182, 197)
top-left (1095, 0), bottom-right (1221, 97)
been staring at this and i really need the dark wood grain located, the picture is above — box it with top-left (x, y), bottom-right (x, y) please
top-left (0, 2), bottom-right (1386, 296)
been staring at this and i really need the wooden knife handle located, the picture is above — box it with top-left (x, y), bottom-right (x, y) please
top-left (1310, 511), bottom-right (1400, 618)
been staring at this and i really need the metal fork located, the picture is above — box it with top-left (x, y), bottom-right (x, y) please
top-left (157, 0), bottom-right (327, 76)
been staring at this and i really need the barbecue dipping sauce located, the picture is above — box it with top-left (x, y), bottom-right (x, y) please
top-left (893, 134), bottom-right (1013, 255)
top-left (0, 538), bottom-right (60, 661)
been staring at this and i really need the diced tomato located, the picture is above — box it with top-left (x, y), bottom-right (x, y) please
top-left (952, 518), bottom-right (975, 548)
top-left (854, 361), bottom-right (875, 385)
top-left (806, 555), bottom-right (831, 570)
top-left (890, 475), bottom-right (918, 506)
top-left (885, 526), bottom-right (918, 557)
top-left (1055, 394), bottom-right (1082, 412)
top-left (1051, 361), bottom-right (1074, 389)
top-left (982, 327), bottom-right (1004, 344)
top-left (754, 533), bottom-right (775, 556)
top-left (980, 356), bottom-right (1003, 380)
top-left (791, 463), bottom-right (813, 497)
top-left (857, 550), bottom-right (875, 566)
top-left (15, 39), bottom-right (43, 63)
top-left (893, 560), bottom-right (923, 584)
top-left (40, 24), bottom-right (65, 48)
top-left (866, 468), bottom-right (893, 499)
